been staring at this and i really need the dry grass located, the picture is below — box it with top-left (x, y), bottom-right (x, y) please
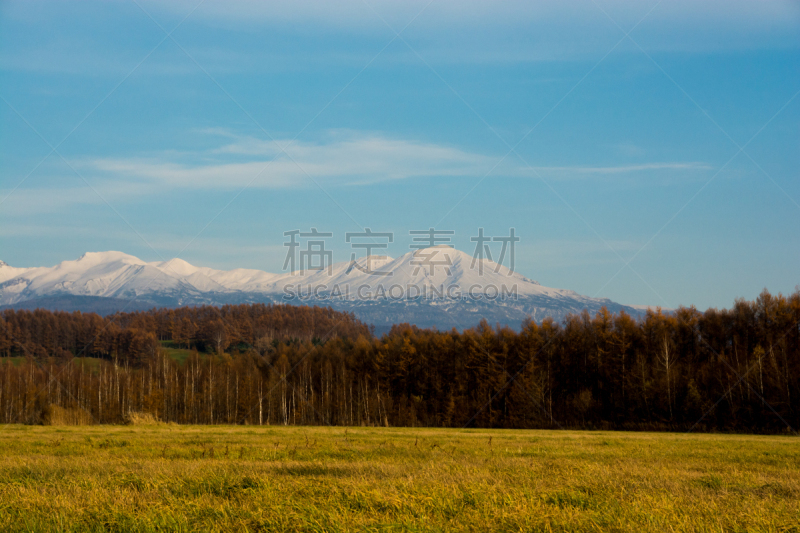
top-left (124, 411), bottom-right (163, 425)
top-left (0, 425), bottom-right (797, 532)
top-left (42, 404), bottom-right (94, 426)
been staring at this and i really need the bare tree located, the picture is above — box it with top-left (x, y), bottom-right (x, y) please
top-left (658, 335), bottom-right (673, 420)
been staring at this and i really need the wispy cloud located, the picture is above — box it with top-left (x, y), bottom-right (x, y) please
top-left (530, 162), bottom-right (712, 175)
top-left (3, 1), bottom-right (796, 79)
top-left (82, 132), bottom-right (498, 189)
top-left (146, 0), bottom-right (800, 36)
top-left (0, 182), bottom-right (151, 216)
top-left (79, 131), bottom-right (712, 189)
top-left (2, 130), bottom-right (714, 215)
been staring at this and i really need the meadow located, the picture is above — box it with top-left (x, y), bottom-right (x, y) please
top-left (0, 425), bottom-right (797, 532)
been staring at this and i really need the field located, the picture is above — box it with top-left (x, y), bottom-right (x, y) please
top-left (0, 425), bottom-right (797, 532)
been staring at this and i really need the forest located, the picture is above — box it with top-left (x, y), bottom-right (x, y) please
top-left (0, 290), bottom-right (798, 433)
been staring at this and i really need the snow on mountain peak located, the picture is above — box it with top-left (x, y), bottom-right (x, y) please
top-left (75, 251), bottom-right (145, 266)
top-left (0, 249), bottom-right (653, 326)
top-left (345, 255), bottom-right (394, 273)
top-left (0, 260), bottom-right (32, 284)
top-left (151, 257), bottom-right (201, 277)
top-left (393, 246), bottom-right (520, 281)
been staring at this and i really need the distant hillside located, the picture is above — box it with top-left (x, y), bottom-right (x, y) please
top-left (1, 295), bottom-right (161, 315)
top-left (0, 248), bottom-right (661, 329)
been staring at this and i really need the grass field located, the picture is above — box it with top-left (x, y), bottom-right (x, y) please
top-left (0, 425), bottom-right (797, 532)
top-left (158, 341), bottom-right (197, 365)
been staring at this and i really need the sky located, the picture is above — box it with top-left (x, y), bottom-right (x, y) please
top-left (1, 0), bottom-right (799, 311)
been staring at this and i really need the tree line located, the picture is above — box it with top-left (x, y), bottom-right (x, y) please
top-left (0, 290), bottom-right (798, 432)
top-left (0, 303), bottom-right (370, 362)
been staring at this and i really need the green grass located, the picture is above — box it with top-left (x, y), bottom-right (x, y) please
top-left (157, 341), bottom-right (229, 365)
top-left (160, 346), bottom-right (195, 364)
top-left (0, 426), bottom-right (797, 532)
top-left (158, 341), bottom-right (196, 365)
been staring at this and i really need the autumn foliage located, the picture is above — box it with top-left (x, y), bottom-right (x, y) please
top-left (0, 291), bottom-right (798, 432)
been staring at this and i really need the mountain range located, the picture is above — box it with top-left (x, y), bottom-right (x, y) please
top-left (0, 249), bottom-right (658, 331)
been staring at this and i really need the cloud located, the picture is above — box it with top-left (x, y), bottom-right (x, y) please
top-left (2, 0), bottom-right (797, 78)
top-left (81, 132), bottom-right (713, 192)
top-left (530, 162), bottom-right (712, 176)
top-left (144, 0), bottom-right (800, 33)
top-left (1, 130), bottom-right (714, 216)
top-left (82, 132), bottom-right (499, 190)
top-left (0, 182), bottom-right (150, 216)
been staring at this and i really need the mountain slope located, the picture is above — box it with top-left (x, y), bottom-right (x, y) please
top-left (0, 249), bottom-right (659, 329)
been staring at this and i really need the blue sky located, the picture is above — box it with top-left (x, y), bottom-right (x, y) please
top-left (1, 0), bottom-right (799, 310)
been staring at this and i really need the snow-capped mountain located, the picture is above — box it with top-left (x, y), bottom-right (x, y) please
top-left (0, 249), bottom-right (657, 330)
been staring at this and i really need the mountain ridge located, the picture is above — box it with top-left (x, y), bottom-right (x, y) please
top-left (0, 249), bottom-right (663, 329)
